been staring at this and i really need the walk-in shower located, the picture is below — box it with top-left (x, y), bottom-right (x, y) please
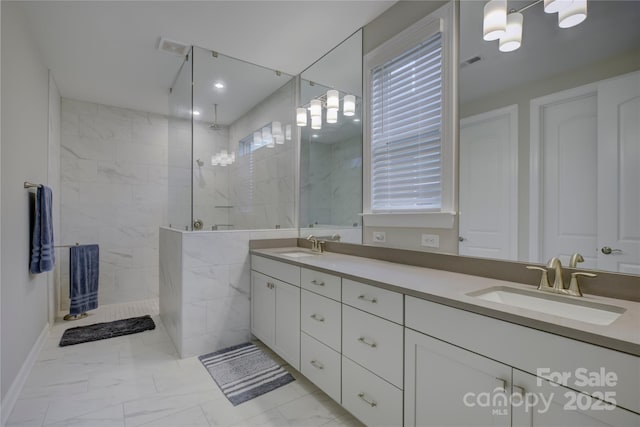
top-left (168, 46), bottom-right (297, 231)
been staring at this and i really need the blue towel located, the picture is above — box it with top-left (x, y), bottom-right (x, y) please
top-left (30, 185), bottom-right (55, 274)
top-left (69, 244), bottom-right (99, 315)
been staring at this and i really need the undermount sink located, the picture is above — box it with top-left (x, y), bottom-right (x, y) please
top-left (467, 286), bottom-right (626, 326)
top-left (279, 250), bottom-right (318, 258)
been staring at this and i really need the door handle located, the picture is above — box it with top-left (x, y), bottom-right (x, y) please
top-left (601, 246), bottom-right (622, 255)
top-left (310, 313), bottom-right (325, 322)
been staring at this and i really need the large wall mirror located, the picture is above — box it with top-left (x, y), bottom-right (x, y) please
top-left (459, 0), bottom-right (640, 275)
top-left (299, 30), bottom-right (363, 244)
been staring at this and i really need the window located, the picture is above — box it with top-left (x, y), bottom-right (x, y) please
top-left (363, 4), bottom-right (455, 227)
top-left (370, 33), bottom-right (443, 211)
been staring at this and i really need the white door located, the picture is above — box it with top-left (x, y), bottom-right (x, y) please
top-left (459, 105), bottom-right (518, 260)
top-left (404, 329), bottom-right (511, 427)
top-left (250, 271), bottom-right (275, 345)
top-left (273, 280), bottom-right (300, 370)
top-left (512, 370), bottom-right (640, 427)
top-left (531, 87), bottom-right (598, 268)
top-left (597, 71), bottom-right (640, 274)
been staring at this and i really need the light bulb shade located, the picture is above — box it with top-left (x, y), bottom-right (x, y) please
top-left (326, 108), bottom-right (338, 124)
top-left (544, 0), bottom-right (572, 13)
top-left (253, 131), bottom-right (261, 145)
top-left (272, 121), bottom-right (282, 136)
top-left (275, 136), bottom-right (284, 145)
top-left (483, 0), bottom-right (507, 41)
top-left (499, 12), bottom-right (523, 52)
top-left (285, 124), bottom-right (292, 140)
top-left (559, 0), bottom-right (587, 28)
top-left (211, 155), bottom-right (219, 166)
top-left (262, 126), bottom-right (272, 145)
top-left (311, 115), bottom-right (322, 130)
top-left (296, 108), bottom-right (307, 127)
top-left (343, 95), bottom-right (356, 116)
top-left (326, 90), bottom-right (339, 110)
top-left (310, 99), bottom-right (322, 118)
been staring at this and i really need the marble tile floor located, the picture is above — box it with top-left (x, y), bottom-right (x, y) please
top-left (7, 299), bottom-right (363, 427)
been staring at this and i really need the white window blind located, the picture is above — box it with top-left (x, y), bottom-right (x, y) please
top-left (370, 32), bottom-right (443, 212)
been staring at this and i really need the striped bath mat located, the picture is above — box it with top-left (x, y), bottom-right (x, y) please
top-left (199, 342), bottom-right (295, 406)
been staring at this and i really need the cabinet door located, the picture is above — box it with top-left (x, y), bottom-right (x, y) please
top-left (251, 271), bottom-right (275, 346)
top-left (404, 329), bottom-right (511, 427)
top-left (512, 370), bottom-right (640, 427)
top-left (273, 280), bottom-right (300, 370)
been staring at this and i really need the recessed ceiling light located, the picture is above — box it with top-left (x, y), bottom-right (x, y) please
top-left (193, 111), bottom-right (200, 116)
top-left (214, 82), bottom-right (225, 89)
top-left (353, 118), bottom-right (361, 122)
top-left (312, 134), bottom-right (319, 138)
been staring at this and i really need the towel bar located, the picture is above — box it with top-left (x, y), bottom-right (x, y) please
top-left (24, 181), bottom-right (42, 189)
top-left (54, 243), bottom-right (81, 248)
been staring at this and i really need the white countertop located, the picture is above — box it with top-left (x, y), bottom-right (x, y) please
top-left (251, 247), bottom-right (640, 356)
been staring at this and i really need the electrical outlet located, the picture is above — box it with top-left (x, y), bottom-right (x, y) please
top-left (421, 234), bottom-right (439, 248)
top-left (373, 231), bottom-right (386, 243)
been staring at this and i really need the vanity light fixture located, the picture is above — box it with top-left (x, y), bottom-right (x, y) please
top-left (211, 150), bottom-right (235, 166)
top-left (311, 115), bottom-right (322, 130)
top-left (499, 12), bottom-right (523, 52)
top-left (483, 0), bottom-right (507, 41)
top-left (310, 99), bottom-right (322, 119)
top-left (326, 90), bottom-right (339, 111)
top-left (272, 121), bottom-right (282, 137)
top-left (214, 82), bottom-right (225, 89)
top-left (285, 124), bottom-right (292, 140)
top-left (343, 95), bottom-right (356, 116)
top-left (262, 126), bottom-right (274, 147)
top-left (484, 0), bottom-right (587, 53)
top-left (297, 108), bottom-right (308, 127)
top-left (326, 108), bottom-right (338, 124)
top-left (558, 0), bottom-right (587, 28)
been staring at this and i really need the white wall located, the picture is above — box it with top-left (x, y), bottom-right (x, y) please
top-left (1, 0), bottom-right (51, 411)
top-left (60, 98), bottom-right (168, 307)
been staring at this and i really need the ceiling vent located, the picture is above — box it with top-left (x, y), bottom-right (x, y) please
top-left (158, 37), bottom-right (190, 57)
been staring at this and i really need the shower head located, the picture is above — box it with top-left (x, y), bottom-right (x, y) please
top-left (209, 104), bottom-right (223, 130)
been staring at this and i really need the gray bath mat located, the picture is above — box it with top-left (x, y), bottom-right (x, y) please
top-left (199, 342), bottom-right (295, 406)
top-left (59, 315), bottom-right (155, 347)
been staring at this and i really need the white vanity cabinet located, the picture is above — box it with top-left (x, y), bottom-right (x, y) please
top-left (405, 296), bottom-right (640, 427)
top-left (405, 328), bottom-right (511, 427)
top-left (250, 256), bottom-right (301, 370)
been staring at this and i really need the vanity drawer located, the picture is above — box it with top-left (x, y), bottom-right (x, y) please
top-left (251, 255), bottom-right (300, 286)
top-left (301, 290), bottom-right (341, 351)
top-left (301, 268), bottom-right (341, 301)
top-left (301, 332), bottom-right (341, 403)
top-left (342, 305), bottom-right (403, 388)
top-left (342, 278), bottom-right (403, 324)
top-left (342, 356), bottom-right (402, 427)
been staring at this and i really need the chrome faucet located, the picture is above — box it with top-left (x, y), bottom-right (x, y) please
top-left (306, 235), bottom-right (325, 253)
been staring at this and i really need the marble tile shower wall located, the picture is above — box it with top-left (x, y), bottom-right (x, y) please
top-left (60, 98), bottom-right (168, 308)
top-left (159, 228), bottom-right (298, 358)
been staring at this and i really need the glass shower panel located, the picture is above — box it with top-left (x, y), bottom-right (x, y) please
top-left (168, 48), bottom-right (193, 230)
top-left (299, 30), bottom-right (363, 237)
top-left (191, 46), bottom-right (296, 230)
